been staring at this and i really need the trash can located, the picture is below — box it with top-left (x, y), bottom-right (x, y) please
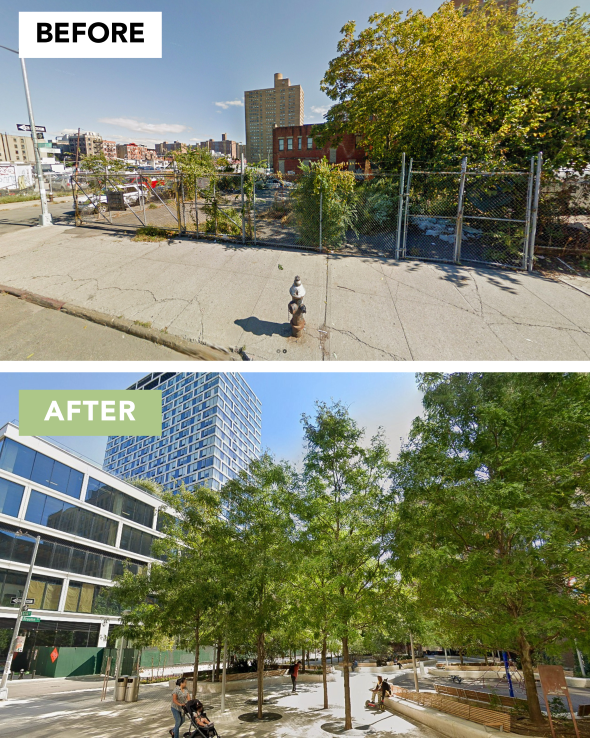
top-left (125, 675), bottom-right (140, 702)
top-left (115, 676), bottom-right (129, 701)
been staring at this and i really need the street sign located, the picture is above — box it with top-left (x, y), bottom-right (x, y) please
top-left (14, 636), bottom-right (26, 653)
top-left (50, 647), bottom-right (59, 663)
top-left (16, 123), bottom-right (46, 132)
top-left (21, 617), bottom-right (41, 623)
top-left (22, 610), bottom-right (32, 617)
top-left (11, 597), bottom-right (34, 605)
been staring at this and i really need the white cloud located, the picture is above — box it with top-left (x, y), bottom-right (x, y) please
top-left (56, 128), bottom-right (79, 135)
top-left (214, 100), bottom-right (244, 110)
top-left (98, 117), bottom-right (188, 134)
top-left (311, 105), bottom-right (329, 117)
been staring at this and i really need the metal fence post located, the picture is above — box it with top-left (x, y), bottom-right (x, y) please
top-left (319, 187), bottom-right (323, 253)
top-left (527, 152), bottom-right (543, 272)
top-left (253, 178), bottom-right (257, 245)
top-left (454, 157), bottom-right (468, 264)
top-left (241, 154), bottom-right (246, 244)
top-left (395, 153), bottom-right (406, 259)
top-left (139, 169), bottom-right (147, 226)
top-left (213, 176), bottom-right (218, 236)
top-left (175, 171), bottom-right (182, 236)
top-left (402, 159), bottom-right (413, 259)
top-left (522, 156), bottom-right (535, 270)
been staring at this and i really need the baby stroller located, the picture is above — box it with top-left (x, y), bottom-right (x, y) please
top-left (183, 699), bottom-right (220, 738)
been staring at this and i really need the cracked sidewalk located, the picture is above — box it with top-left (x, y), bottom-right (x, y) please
top-left (1, 224), bottom-right (590, 361)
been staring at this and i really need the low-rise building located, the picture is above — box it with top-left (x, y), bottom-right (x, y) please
top-left (0, 134), bottom-right (37, 164)
top-left (155, 141), bottom-right (187, 156)
top-left (272, 123), bottom-right (365, 175)
top-left (198, 134), bottom-right (242, 160)
top-left (116, 143), bottom-right (149, 161)
top-left (102, 140), bottom-right (117, 160)
top-left (0, 422), bottom-right (172, 670)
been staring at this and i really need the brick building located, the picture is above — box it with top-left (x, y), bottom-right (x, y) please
top-left (155, 141), bottom-right (187, 155)
top-left (245, 72), bottom-right (304, 164)
top-left (116, 143), bottom-right (148, 161)
top-left (273, 123), bottom-right (365, 175)
top-left (67, 132), bottom-right (103, 158)
top-left (102, 140), bottom-right (117, 160)
top-left (198, 133), bottom-right (242, 160)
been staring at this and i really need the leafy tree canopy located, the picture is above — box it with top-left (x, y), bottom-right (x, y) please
top-left (318, 1), bottom-right (590, 171)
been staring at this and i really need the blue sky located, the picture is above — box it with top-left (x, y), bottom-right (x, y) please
top-left (0, 372), bottom-right (424, 468)
top-left (0, 0), bottom-right (584, 148)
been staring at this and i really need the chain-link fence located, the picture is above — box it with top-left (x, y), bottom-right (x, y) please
top-left (402, 159), bottom-right (539, 269)
top-left (65, 153), bottom-right (590, 272)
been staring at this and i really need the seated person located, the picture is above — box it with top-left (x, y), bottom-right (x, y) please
top-left (193, 703), bottom-right (215, 734)
top-left (370, 676), bottom-right (383, 703)
top-left (381, 679), bottom-right (392, 701)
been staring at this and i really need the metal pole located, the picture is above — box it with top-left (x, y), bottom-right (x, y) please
top-left (0, 535), bottom-right (41, 700)
top-left (576, 643), bottom-right (586, 678)
top-left (140, 170), bottom-right (146, 226)
top-left (319, 188), bottom-right (323, 253)
top-left (402, 159), bottom-right (413, 259)
top-left (522, 156), bottom-right (535, 270)
top-left (20, 59), bottom-right (52, 226)
top-left (502, 651), bottom-right (514, 698)
top-left (454, 156), bottom-right (468, 264)
top-left (241, 154), bottom-right (246, 244)
top-left (409, 632), bottom-right (419, 693)
top-left (221, 633), bottom-right (228, 712)
top-left (395, 153), bottom-right (406, 260)
top-left (527, 152), bottom-right (543, 272)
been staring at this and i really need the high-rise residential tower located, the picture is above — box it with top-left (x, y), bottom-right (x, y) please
top-left (244, 72), bottom-right (304, 164)
top-left (103, 373), bottom-right (261, 492)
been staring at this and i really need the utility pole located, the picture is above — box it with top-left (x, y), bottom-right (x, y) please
top-left (0, 46), bottom-right (52, 226)
top-left (0, 534), bottom-right (41, 701)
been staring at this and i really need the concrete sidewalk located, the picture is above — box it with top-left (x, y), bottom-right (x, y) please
top-left (1, 224), bottom-right (589, 361)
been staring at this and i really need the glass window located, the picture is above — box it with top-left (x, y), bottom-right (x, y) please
top-left (307, 137), bottom-right (313, 149)
top-left (298, 137), bottom-right (302, 150)
top-left (287, 138), bottom-right (293, 150)
top-left (0, 439), bottom-right (82, 499)
top-left (278, 139), bottom-right (284, 151)
top-left (86, 478), bottom-right (154, 528)
top-left (0, 569), bottom-right (26, 607)
top-left (0, 477), bottom-right (24, 517)
top-left (120, 524), bottom-right (155, 557)
top-left (24, 490), bottom-right (118, 547)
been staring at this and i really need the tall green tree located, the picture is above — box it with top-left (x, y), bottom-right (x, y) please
top-left (300, 402), bottom-right (394, 729)
top-left (392, 373), bottom-right (590, 724)
top-left (318, 1), bottom-right (590, 171)
top-left (221, 454), bottom-right (297, 720)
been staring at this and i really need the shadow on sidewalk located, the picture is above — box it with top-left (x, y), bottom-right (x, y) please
top-left (235, 317), bottom-right (291, 338)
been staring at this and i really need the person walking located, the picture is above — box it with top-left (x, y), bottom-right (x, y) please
top-left (288, 660), bottom-right (302, 693)
top-left (170, 677), bottom-right (189, 738)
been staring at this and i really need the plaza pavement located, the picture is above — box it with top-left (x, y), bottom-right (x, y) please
top-left (1, 224), bottom-right (590, 361)
top-left (0, 671), bottom-right (442, 738)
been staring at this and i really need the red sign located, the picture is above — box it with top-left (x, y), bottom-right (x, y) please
top-left (50, 647), bottom-right (59, 663)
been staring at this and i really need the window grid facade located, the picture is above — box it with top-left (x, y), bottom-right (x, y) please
top-left (103, 373), bottom-right (261, 492)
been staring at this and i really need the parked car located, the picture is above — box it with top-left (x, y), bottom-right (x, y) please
top-left (76, 184), bottom-right (149, 213)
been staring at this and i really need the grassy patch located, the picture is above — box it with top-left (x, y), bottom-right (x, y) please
top-left (0, 194), bottom-right (41, 205)
top-left (133, 320), bottom-right (153, 328)
top-left (132, 226), bottom-right (173, 242)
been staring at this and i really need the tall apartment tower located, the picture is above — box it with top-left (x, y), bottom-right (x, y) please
top-left (103, 373), bottom-right (261, 492)
top-left (244, 72), bottom-right (304, 164)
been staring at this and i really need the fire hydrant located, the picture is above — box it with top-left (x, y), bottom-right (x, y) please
top-left (288, 275), bottom-right (306, 337)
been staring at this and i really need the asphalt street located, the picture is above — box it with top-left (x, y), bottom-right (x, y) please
top-left (0, 200), bottom-right (75, 235)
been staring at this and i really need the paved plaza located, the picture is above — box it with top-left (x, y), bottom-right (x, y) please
top-left (1, 222), bottom-right (590, 361)
top-left (0, 672), bottom-right (442, 738)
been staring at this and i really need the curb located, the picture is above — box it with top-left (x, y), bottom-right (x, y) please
top-left (0, 284), bottom-right (240, 361)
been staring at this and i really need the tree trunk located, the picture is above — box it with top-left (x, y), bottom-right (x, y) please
top-left (211, 643), bottom-right (216, 682)
top-left (322, 634), bottom-right (329, 709)
top-left (301, 647), bottom-right (305, 673)
top-left (192, 611), bottom-right (200, 697)
top-left (342, 635), bottom-right (352, 730)
top-left (459, 650), bottom-right (464, 666)
top-left (257, 632), bottom-right (265, 720)
top-left (518, 632), bottom-right (543, 725)
top-left (216, 640), bottom-right (222, 679)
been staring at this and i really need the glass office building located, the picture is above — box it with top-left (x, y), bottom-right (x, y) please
top-left (0, 422), bottom-right (170, 658)
top-left (103, 373), bottom-right (262, 492)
